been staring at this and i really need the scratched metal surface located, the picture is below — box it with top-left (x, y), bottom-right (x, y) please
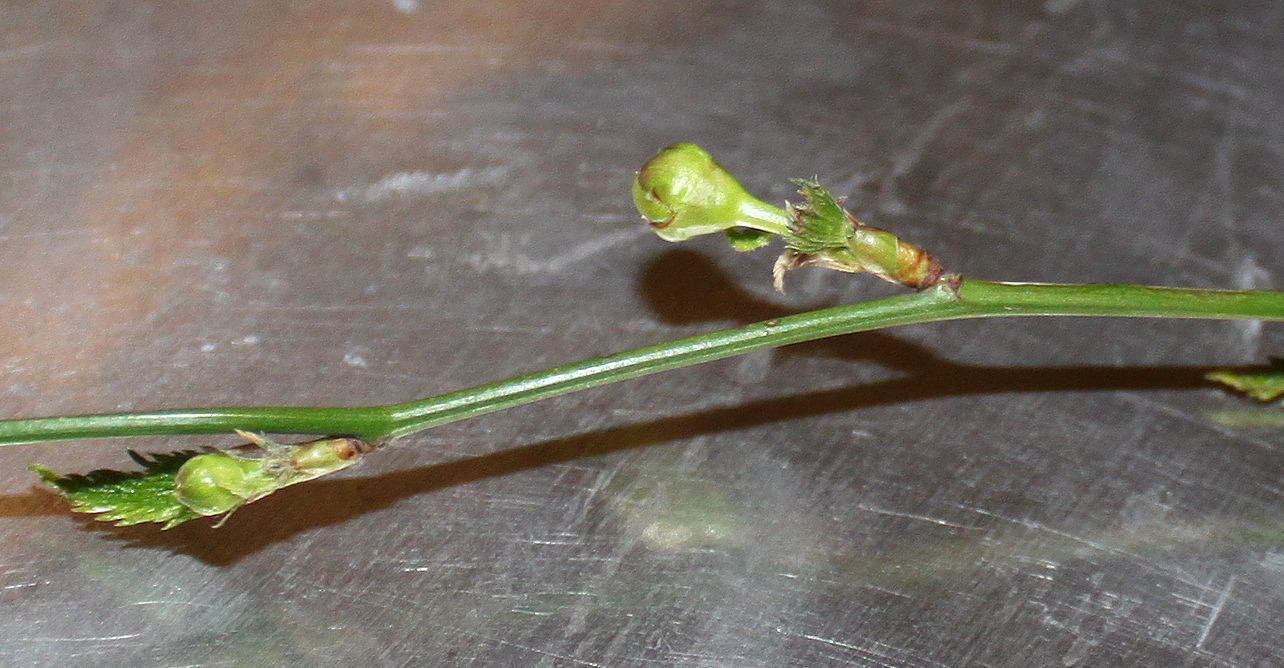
top-left (0, 1), bottom-right (1281, 666)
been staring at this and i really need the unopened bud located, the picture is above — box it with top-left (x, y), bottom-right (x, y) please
top-left (173, 432), bottom-right (376, 522)
top-left (633, 143), bottom-right (791, 242)
top-left (173, 452), bottom-right (267, 516)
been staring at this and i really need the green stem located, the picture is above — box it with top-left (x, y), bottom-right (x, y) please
top-left (0, 407), bottom-right (394, 446)
top-left (1, 279), bottom-right (1280, 448)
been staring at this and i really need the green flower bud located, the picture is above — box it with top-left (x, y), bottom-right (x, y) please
top-left (632, 143), bottom-right (791, 242)
top-left (171, 433), bottom-right (376, 523)
top-left (172, 452), bottom-right (266, 516)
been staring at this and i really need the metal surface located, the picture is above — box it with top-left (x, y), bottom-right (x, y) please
top-left (1, 2), bottom-right (1281, 665)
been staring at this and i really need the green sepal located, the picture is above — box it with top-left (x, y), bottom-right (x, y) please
top-left (784, 179), bottom-right (853, 253)
top-left (32, 451), bottom-right (203, 530)
top-left (724, 227), bottom-right (774, 251)
top-left (1207, 358), bottom-right (1284, 403)
top-left (774, 179), bottom-right (944, 291)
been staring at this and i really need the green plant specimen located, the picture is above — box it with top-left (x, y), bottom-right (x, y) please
top-left (9, 143), bottom-right (1283, 528)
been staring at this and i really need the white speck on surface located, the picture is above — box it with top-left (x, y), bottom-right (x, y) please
top-left (1234, 255), bottom-right (1270, 356)
top-left (1196, 576), bottom-right (1235, 649)
top-left (279, 209), bottom-right (351, 220)
top-left (2, 580), bottom-right (41, 591)
top-left (199, 343), bottom-right (217, 352)
top-left (641, 521), bottom-right (695, 551)
top-left (392, 0), bottom-right (419, 13)
top-left (232, 335), bottom-right (260, 346)
top-left (731, 348), bottom-right (772, 385)
top-left (343, 352), bottom-right (369, 367)
top-left (878, 99), bottom-right (969, 215)
top-left (337, 166), bottom-right (511, 202)
top-left (1044, 0), bottom-right (1084, 14)
top-left (0, 41), bottom-right (56, 63)
top-left (461, 227), bottom-right (643, 274)
top-left (28, 633), bottom-right (144, 643)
